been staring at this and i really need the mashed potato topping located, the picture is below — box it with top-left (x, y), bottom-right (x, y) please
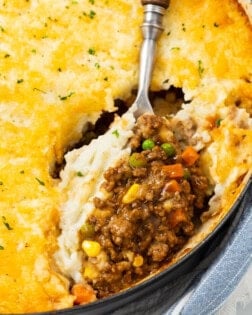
top-left (1, 0), bottom-right (252, 313)
top-left (55, 109), bottom-right (136, 283)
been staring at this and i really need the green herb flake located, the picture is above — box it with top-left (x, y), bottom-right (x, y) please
top-left (31, 49), bottom-right (36, 53)
top-left (0, 245), bottom-right (4, 250)
top-left (89, 10), bottom-right (96, 19)
top-left (94, 62), bottom-right (100, 69)
top-left (58, 92), bottom-right (75, 101)
top-left (76, 171), bottom-right (84, 177)
top-left (0, 181), bottom-right (3, 185)
top-left (171, 47), bottom-right (180, 51)
top-left (112, 130), bottom-right (120, 138)
top-left (72, 0), bottom-right (78, 4)
top-left (162, 79), bottom-right (169, 84)
top-left (33, 87), bottom-right (47, 94)
top-left (89, 0), bottom-right (95, 4)
top-left (35, 177), bottom-right (45, 186)
top-left (167, 31), bottom-right (171, 36)
top-left (0, 26), bottom-right (5, 32)
top-left (4, 54), bottom-right (10, 58)
top-left (214, 22), bottom-right (219, 27)
top-left (2, 216), bottom-right (13, 230)
top-left (104, 77), bottom-right (108, 81)
top-left (20, 170), bottom-right (25, 174)
top-left (198, 60), bottom-right (204, 77)
top-left (17, 79), bottom-right (24, 84)
top-left (88, 48), bottom-right (96, 55)
top-left (182, 23), bottom-right (186, 31)
top-left (215, 118), bottom-right (223, 127)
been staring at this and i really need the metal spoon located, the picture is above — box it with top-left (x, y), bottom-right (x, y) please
top-left (134, 0), bottom-right (170, 118)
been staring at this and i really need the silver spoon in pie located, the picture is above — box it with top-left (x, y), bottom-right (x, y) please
top-left (134, 0), bottom-right (170, 118)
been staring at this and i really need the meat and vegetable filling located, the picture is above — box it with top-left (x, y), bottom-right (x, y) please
top-left (73, 114), bottom-right (210, 301)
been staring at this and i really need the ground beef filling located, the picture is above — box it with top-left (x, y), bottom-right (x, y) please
top-left (81, 114), bottom-right (209, 298)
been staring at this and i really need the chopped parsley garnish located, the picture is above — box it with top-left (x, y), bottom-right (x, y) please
top-left (198, 60), bottom-right (204, 77)
top-left (88, 48), bottom-right (96, 55)
top-left (167, 31), bottom-right (171, 36)
top-left (0, 26), bottom-right (5, 32)
top-left (182, 23), bottom-right (186, 31)
top-left (215, 118), bottom-right (223, 127)
top-left (0, 181), bottom-right (3, 185)
top-left (163, 79), bottom-right (169, 84)
top-left (2, 216), bottom-right (13, 230)
top-left (83, 10), bottom-right (96, 19)
top-left (20, 170), bottom-right (25, 174)
top-left (31, 49), bottom-right (36, 53)
top-left (17, 79), bottom-right (24, 84)
top-left (33, 87), bottom-right (46, 94)
top-left (94, 62), bottom-right (100, 69)
top-left (57, 67), bottom-right (62, 72)
top-left (104, 77), bottom-right (108, 81)
top-left (35, 177), bottom-right (45, 186)
top-left (76, 171), bottom-right (84, 177)
top-left (89, 10), bottom-right (96, 19)
top-left (89, 0), bottom-right (95, 3)
top-left (112, 130), bottom-right (120, 138)
top-left (58, 92), bottom-right (75, 101)
top-left (0, 245), bottom-right (4, 250)
top-left (171, 47), bottom-right (180, 51)
top-left (4, 54), bottom-right (10, 58)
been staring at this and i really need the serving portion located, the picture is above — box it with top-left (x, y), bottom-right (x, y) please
top-left (56, 95), bottom-right (252, 304)
top-left (1, 0), bottom-right (252, 313)
top-left (56, 111), bottom-right (211, 302)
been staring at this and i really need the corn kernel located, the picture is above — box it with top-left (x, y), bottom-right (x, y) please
top-left (122, 183), bottom-right (140, 204)
top-left (83, 265), bottom-right (98, 279)
top-left (82, 240), bottom-right (101, 257)
top-left (133, 254), bottom-right (144, 267)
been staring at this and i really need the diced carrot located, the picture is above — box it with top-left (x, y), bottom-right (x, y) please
top-left (71, 283), bottom-right (96, 305)
top-left (164, 180), bottom-right (181, 193)
top-left (181, 146), bottom-right (199, 166)
top-left (168, 209), bottom-right (187, 228)
top-left (162, 163), bottom-right (184, 178)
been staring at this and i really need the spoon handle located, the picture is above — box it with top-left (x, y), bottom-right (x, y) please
top-left (134, 1), bottom-right (169, 117)
top-left (141, 0), bottom-right (170, 9)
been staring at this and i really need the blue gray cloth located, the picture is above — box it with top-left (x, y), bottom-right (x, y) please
top-left (112, 181), bottom-right (252, 315)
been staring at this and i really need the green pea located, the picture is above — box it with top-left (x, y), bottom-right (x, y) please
top-left (183, 168), bottom-right (191, 180)
top-left (161, 143), bottom-right (176, 157)
top-left (80, 223), bottom-right (95, 238)
top-left (129, 153), bottom-right (147, 168)
top-left (142, 139), bottom-right (155, 150)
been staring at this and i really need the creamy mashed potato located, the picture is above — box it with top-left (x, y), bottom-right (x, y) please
top-left (55, 109), bottom-right (136, 283)
top-left (1, 0), bottom-right (252, 313)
